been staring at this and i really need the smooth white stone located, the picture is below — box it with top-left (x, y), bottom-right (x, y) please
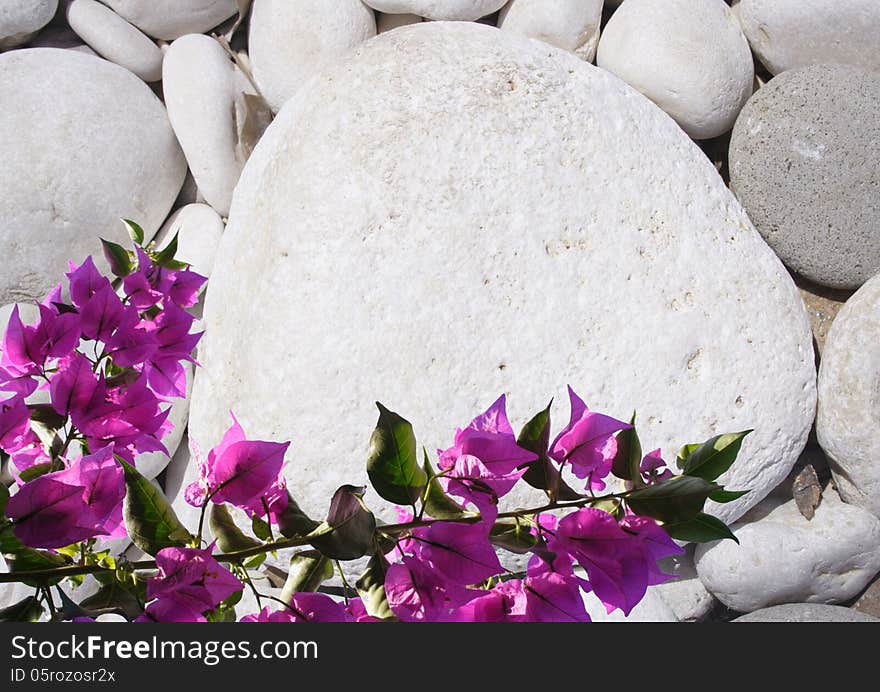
top-left (0, 0), bottom-right (57, 50)
top-left (154, 204), bottom-right (225, 280)
top-left (695, 491), bottom-right (880, 612)
top-left (817, 273), bottom-right (880, 517)
top-left (100, 0), bottom-right (238, 41)
top-left (364, 0), bottom-right (506, 21)
top-left (249, 0), bottom-right (377, 113)
top-left (66, 0), bottom-right (163, 82)
top-left (597, 0), bottom-right (754, 139)
top-left (498, 0), bottom-right (603, 62)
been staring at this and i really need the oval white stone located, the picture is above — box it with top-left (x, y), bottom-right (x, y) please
top-left (0, 0), bottom-right (57, 50)
top-left (66, 0), bottom-right (164, 82)
top-left (163, 34), bottom-right (244, 216)
top-left (190, 22), bottom-right (816, 527)
top-left (695, 491), bottom-right (880, 612)
top-left (597, 0), bottom-right (754, 140)
top-left (498, 0), bottom-right (603, 62)
top-left (363, 0), bottom-right (506, 22)
top-left (99, 0), bottom-right (238, 41)
top-left (817, 273), bottom-right (880, 517)
top-left (740, 0), bottom-right (880, 75)
top-left (249, 0), bottom-right (376, 113)
top-left (0, 48), bottom-right (186, 305)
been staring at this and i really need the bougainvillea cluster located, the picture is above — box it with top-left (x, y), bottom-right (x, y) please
top-left (0, 224), bottom-right (749, 623)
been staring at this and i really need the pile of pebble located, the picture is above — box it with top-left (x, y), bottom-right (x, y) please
top-left (1, 0), bottom-right (879, 623)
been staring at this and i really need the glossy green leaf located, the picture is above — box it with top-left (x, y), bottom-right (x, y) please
top-left (611, 412), bottom-right (642, 485)
top-left (17, 463), bottom-right (56, 484)
top-left (121, 459), bottom-right (192, 556)
top-left (280, 550), bottom-right (333, 602)
top-left (242, 553), bottom-right (266, 570)
top-left (28, 403), bottom-right (67, 431)
top-left (663, 512), bottom-right (739, 544)
top-left (101, 238), bottom-right (133, 277)
top-left (251, 515), bottom-right (272, 542)
top-left (277, 491), bottom-right (320, 539)
top-left (0, 596), bottom-right (43, 622)
top-left (516, 401), bottom-right (581, 501)
top-left (709, 488), bottom-right (750, 504)
top-left (421, 450), bottom-right (469, 520)
top-left (677, 431), bottom-right (752, 481)
top-left (209, 504), bottom-right (261, 553)
top-left (0, 524), bottom-right (68, 586)
top-left (489, 519), bottom-right (538, 554)
top-left (154, 231), bottom-right (179, 267)
top-left (356, 554), bottom-right (395, 620)
top-left (625, 475), bottom-right (721, 524)
top-left (366, 403), bottom-right (427, 505)
top-left (310, 485), bottom-right (376, 560)
top-left (121, 218), bottom-right (144, 246)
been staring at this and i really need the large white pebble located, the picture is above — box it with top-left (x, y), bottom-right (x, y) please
top-left (364, 1), bottom-right (506, 21)
top-left (498, 0), bottom-right (603, 62)
top-left (154, 204), bottom-right (225, 279)
top-left (740, 0), bottom-right (880, 75)
top-left (249, 0), bottom-right (376, 113)
top-left (817, 273), bottom-right (880, 517)
top-left (695, 491), bottom-right (880, 612)
top-left (100, 0), bottom-right (238, 41)
top-left (66, 0), bottom-right (163, 82)
top-left (163, 34), bottom-right (243, 216)
top-left (190, 23), bottom-right (816, 527)
top-left (0, 49), bottom-right (186, 305)
top-left (0, 0), bottom-right (57, 49)
top-left (597, 0), bottom-right (753, 140)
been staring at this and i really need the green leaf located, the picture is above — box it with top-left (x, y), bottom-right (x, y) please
top-left (242, 553), bottom-right (266, 570)
top-left (17, 462), bottom-right (56, 484)
top-left (28, 403), bottom-right (67, 431)
top-left (516, 401), bottom-right (581, 501)
top-left (209, 504), bottom-right (261, 553)
top-left (421, 450), bottom-right (469, 520)
top-left (120, 459), bottom-right (192, 556)
top-left (611, 412), bottom-right (642, 485)
top-left (356, 554), bottom-right (395, 620)
top-left (101, 238), bottom-right (133, 277)
top-left (489, 519), bottom-right (538, 554)
top-left (310, 485), bottom-right (376, 560)
top-left (0, 483), bottom-right (8, 517)
top-left (277, 491), bottom-right (321, 539)
top-left (663, 513), bottom-right (739, 544)
top-left (280, 550), bottom-right (333, 602)
top-left (0, 596), bottom-right (43, 622)
top-left (154, 231), bottom-right (179, 267)
top-left (121, 218), bottom-right (144, 246)
top-left (366, 403), bottom-right (427, 505)
top-left (251, 515), bottom-right (272, 542)
top-left (709, 488), bottom-right (750, 504)
top-left (625, 475), bottom-right (721, 524)
top-left (677, 431), bottom-right (752, 482)
top-left (0, 524), bottom-right (68, 586)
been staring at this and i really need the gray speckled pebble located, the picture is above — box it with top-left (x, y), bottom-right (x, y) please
top-left (734, 604), bottom-right (880, 623)
top-left (729, 64), bottom-right (880, 290)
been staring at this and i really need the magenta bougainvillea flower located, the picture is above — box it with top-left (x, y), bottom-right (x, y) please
top-left (384, 557), bottom-right (474, 622)
top-left (6, 448), bottom-right (125, 549)
top-left (186, 413), bottom-right (290, 520)
top-left (549, 387), bottom-right (631, 491)
top-left (411, 521), bottom-right (504, 586)
top-left (242, 593), bottom-right (350, 623)
top-left (437, 395), bottom-right (537, 519)
top-left (639, 448), bottom-right (674, 485)
top-left (551, 507), bottom-right (683, 616)
top-left (144, 545), bottom-right (243, 621)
